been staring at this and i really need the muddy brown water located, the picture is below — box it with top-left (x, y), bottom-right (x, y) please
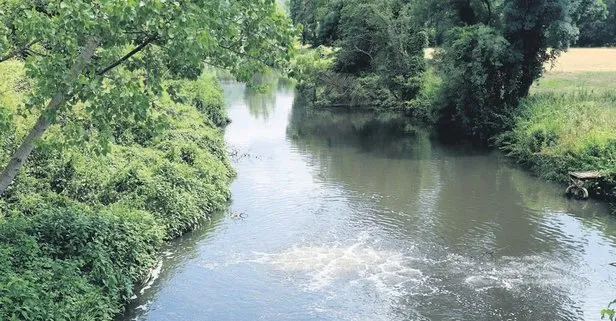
top-left (119, 83), bottom-right (616, 321)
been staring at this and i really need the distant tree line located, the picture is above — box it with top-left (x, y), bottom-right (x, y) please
top-left (289, 0), bottom-right (605, 141)
top-left (577, 0), bottom-right (616, 46)
top-left (291, 0), bottom-right (616, 48)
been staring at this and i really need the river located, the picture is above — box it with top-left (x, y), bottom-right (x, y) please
top-left (119, 83), bottom-right (616, 321)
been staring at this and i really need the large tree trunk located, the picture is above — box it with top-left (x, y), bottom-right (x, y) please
top-left (0, 38), bottom-right (98, 196)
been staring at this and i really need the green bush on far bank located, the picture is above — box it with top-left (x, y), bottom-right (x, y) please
top-left (0, 61), bottom-right (232, 320)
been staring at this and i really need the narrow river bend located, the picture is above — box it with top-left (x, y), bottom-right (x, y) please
top-left (119, 84), bottom-right (616, 321)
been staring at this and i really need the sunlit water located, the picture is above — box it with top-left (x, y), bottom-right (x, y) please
top-left (119, 83), bottom-right (616, 321)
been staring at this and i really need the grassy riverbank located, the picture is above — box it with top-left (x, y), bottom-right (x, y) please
top-left (497, 49), bottom-right (616, 197)
top-left (0, 61), bottom-right (233, 320)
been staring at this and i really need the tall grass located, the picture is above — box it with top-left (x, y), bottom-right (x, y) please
top-left (497, 71), bottom-right (616, 197)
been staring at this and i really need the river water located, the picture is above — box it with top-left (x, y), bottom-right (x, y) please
top-left (119, 84), bottom-right (616, 321)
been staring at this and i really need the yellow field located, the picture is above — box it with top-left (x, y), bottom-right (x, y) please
top-left (548, 48), bottom-right (616, 72)
top-left (535, 48), bottom-right (616, 94)
top-left (426, 47), bottom-right (616, 72)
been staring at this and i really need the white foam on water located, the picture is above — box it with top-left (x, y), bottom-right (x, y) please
top-left (454, 254), bottom-right (581, 294)
top-left (140, 260), bottom-right (163, 295)
top-left (253, 242), bottom-right (424, 298)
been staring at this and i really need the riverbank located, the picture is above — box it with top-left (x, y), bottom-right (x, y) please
top-left (496, 50), bottom-right (616, 199)
top-left (0, 61), bottom-right (233, 320)
top-left (295, 46), bottom-right (616, 201)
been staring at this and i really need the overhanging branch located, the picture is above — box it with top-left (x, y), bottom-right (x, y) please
top-left (96, 35), bottom-right (157, 76)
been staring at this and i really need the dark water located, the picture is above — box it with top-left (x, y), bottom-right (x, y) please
top-left (119, 84), bottom-right (616, 321)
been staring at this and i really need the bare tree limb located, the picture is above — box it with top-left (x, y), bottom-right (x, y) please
top-left (353, 45), bottom-right (374, 61)
top-left (96, 35), bottom-right (157, 76)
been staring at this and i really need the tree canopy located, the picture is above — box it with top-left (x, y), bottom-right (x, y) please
top-left (0, 0), bottom-right (296, 194)
top-left (290, 0), bottom-right (427, 109)
top-left (290, 0), bottom-right (601, 140)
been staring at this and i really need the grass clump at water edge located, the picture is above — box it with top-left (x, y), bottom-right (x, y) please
top-left (497, 71), bottom-right (616, 198)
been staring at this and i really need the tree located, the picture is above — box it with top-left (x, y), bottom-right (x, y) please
top-left (289, 0), bottom-right (321, 44)
top-left (406, 0), bottom-right (499, 45)
top-left (577, 0), bottom-right (616, 46)
top-left (435, 25), bottom-right (518, 140)
top-left (434, 0), bottom-right (582, 141)
top-left (0, 0), bottom-right (295, 195)
top-left (290, 0), bottom-right (426, 108)
top-left (289, 0), bottom-right (341, 46)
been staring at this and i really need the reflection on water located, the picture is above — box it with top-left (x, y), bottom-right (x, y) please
top-left (118, 84), bottom-right (616, 321)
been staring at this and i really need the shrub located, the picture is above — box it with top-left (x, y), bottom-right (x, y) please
top-left (0, 206), bottom-right (163, 321)
top-left (290, 0), bottom-right (426, 110)
top-left (0, 62), bottom-right (232, 319)
top-left (435, 25), bottom-right (520, 141)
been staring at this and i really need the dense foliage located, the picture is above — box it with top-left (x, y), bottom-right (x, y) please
top-left (409, 0), bottom-right (615, 47)
top-left (577, 0), bottom-right (616, 46)
top-left (430, 0), bottom-right (583, 141)
top-left (0, 0), bottom-right (296, 319)
top-left (0, 59), bottom-right (233, 319)
top-left (0, 0), bottom-right (295, 194)
top-left (290, 0), bottom-right (599, 139)
top-left (0, 207), bottom-right (163, 321)
top-left (290, 0), bottom-right (428, 110)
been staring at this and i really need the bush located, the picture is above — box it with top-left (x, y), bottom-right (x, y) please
top-left (0, 62), bottom-right (232, 319)
top-left (405, 67), bottom-right (442, 123)
top-left (290, 0), bottom-right (426, 111)
top-left (0, 206), bottom-right (163, 321)
top-left (435, 25), bottom-right (520, 141)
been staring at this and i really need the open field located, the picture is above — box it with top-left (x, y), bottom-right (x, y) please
top-left (426, 47), bottom-right (616, 71)
top-left (533, 48), bottom-right (616, 94)
top-left (532, 71), bottom-right (616, 94)
top-left (548, 48), bottom-right (616, 72)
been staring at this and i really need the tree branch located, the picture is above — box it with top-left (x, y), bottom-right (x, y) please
top-left (0, 39), bottom-right (39, 63)
top-left (483, 0), bottom-right (492, 24)
top-left (0, 38), bottom-right (99, 195)
top-left (96, 35), bottom-right (157, 76)
top-left (25, 48), bottom-right (49, 58)
top-left (353, 45), bottom-right (374, 61)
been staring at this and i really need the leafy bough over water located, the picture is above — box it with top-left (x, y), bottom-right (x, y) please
top-left (0, 0), bottom-right (296, 195)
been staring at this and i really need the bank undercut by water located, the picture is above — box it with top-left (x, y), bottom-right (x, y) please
top-left (0, 61), bottom-right (233, 320)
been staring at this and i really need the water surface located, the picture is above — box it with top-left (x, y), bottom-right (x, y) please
top-left (119, 84), bottom-right (616, 321)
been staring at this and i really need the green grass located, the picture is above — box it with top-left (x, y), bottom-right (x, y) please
top-left (498, 71), bottom-right (616, 196)
top-left (531, 71), bottom-right (616, 94)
